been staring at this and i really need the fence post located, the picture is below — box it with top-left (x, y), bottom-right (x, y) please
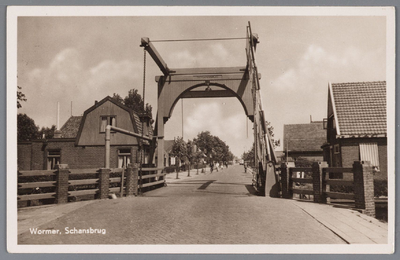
top-left (55, 164), bottom-right (69, 204)
top-left (125, 163), bottom-right (139, 197)
top-left (280, 163), bottom-right (293, 199)
top-left (312, 161), bottom-right (328, 203)
top-left (98, 168), bottom-right (111, 199)
top-left (353, 161), bottom-right (375, 217)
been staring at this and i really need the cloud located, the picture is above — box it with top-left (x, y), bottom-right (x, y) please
top-left (264, 44), bottom-right (385, 150)
top-left (20, 48), bottom-right (142, 128)
top-left (165, 43), bottom-right (240, 68)
top-left (272, 44), bottom-right (385, 91)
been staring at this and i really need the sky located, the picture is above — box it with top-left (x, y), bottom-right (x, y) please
top-left (17, 13), bottom-right (386, 157)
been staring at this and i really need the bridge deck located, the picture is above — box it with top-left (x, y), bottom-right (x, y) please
top-left (18, 165), bottom-right (387, 246)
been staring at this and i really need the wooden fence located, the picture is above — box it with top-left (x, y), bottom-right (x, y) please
top-left (18, 164), bottom-right (165, 207)
top-left (281, 161), bottom-right (376, 217)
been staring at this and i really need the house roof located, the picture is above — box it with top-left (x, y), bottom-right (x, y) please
top-left (60, 116), bottom-right (82, 138)
top-left (330, 81), bottom-right (386, 136)
top-left (60, 96), bottom-right (153, 141)
top-left (283, 121), bottom-right (326, 152)
top-left (164, 140), bottom-right (175, 153)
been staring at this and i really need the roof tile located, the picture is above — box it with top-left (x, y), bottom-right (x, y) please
top-left (283, 122), bottom-right (326, 152)
top-left (60, 116), bottom-right (82, 138)
top-left (331, 81), bottom-right (386, 136)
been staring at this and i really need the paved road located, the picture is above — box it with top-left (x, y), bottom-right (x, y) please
top-left (18, 165), bottom-right (345, 244)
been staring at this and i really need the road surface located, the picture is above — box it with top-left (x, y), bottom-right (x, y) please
top-left (18, 165), bottom-right (345, 244)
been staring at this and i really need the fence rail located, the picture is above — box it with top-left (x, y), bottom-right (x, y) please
top-left (281, 161), bottom-right (376, 217)
top-left (18, 164), bottom-right (166, 207)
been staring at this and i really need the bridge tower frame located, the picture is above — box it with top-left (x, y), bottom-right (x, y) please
top-left (140, 22), bottom-right (278, 196)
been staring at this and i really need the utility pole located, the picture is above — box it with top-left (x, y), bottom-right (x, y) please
top-left (181, 99), bottom-right (184, 139)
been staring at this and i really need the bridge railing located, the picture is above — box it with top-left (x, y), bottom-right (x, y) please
top-left (18, 164), bottom-right (165, 207)
top-left (281, 161), bottom-right (375, 217)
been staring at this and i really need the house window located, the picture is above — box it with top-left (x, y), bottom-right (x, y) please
top-left (331, 144), bottom-right (342, 169)
top-left (323, 118), bottom-right (328, 129)
top-left (118, 149), bottom-right (131, 169)
top-left (170, 156), bottom-right (176, 166)
top-left (359, 143), bottom-right (380, 172)
top-left (100, 116), bottom-right (116, 132)
top-left (47, 150), bottom-right (60, 170)
top-left (334, 144), bottom-right (340, 154)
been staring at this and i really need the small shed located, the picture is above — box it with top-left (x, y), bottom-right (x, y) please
top-left (322, 81), bottom-right (387, 180)
top-left (283, 121), bottom-right (326, 163)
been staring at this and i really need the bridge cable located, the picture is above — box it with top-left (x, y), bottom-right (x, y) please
top-left (139, 48), bottom-right (147, 194)
top-left (150, 37), bottom-right (247, 43)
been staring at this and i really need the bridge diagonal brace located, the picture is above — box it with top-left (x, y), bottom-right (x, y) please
top-left (140, 37), bottom-right (170, 76)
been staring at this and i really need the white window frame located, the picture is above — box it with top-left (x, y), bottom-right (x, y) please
top-left (359, 142), bottom-right (380, 172)
top-left (47, 150), bottom-right (61, 170)
top-left (117, 148), bottom-right (131, 169)
top-left (100, 115), bottom-right (116, 133)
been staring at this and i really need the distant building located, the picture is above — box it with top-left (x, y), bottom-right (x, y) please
top-left (322, 81), bottom-right (387, 180)
top-left (163, 140), bottom-right (177, 167)
top-left (283, 121), bottom-right (326, 162)
top-left (18, 96), bottom-right (153, 170)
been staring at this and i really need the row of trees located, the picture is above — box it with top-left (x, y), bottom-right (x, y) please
top-left (17, 86), bottom-right (58, 141)
top-left (170, 131), bottom-right (235, 176)
top-left (17, 114), bottom-right (57, 141)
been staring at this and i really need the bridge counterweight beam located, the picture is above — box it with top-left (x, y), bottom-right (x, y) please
top-left (141, 37), bottom-right (170, 76)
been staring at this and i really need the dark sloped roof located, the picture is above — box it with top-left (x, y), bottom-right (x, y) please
top-left (164, 140), bottom-right (175, 153)
top-left (60, 116), bottom-right (82, 138)
top-left (331, 81), bottom-right (386, 136)
top-left (283, 122), bottom-right (326, 152)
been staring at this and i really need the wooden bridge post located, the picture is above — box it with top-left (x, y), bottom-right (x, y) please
top-left (280, 163), bottom-right (292, 199)
top-left (55, 164), bottom-right (69, 204)
top-left (125, 163), bottom-right (139, 197)
top-left (312, 161), bottom-right (328, 203)
top-left (353, 161), bottom-right (375, 217)
top-left (98, 168), bottom-right (111, 199)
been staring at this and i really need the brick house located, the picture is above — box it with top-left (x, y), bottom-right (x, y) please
top-left (18, 96), bottom-right (152, 170)
top-left (283, 121), bottom-right (326, 163)
top-left (322, 81), bottom-right (387, 180)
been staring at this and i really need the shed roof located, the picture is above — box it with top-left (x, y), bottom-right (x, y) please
top-left (330, 81), bottom-right (386, 136)
top-left (60, 116), bottom-right (82, 138)
top-left (283, 121), bottom-right (326, 152)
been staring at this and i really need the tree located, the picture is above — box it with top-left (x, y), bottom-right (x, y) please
top-left (17, 86), bottom-right (27, 109)
top-left (18, 113), bottom-right (39, 141)
top-left (266, 121), bottom-right (280, 148)
top-left (112, 89), bottom-right (152, 117)
top-left (170, 137), bottom-right (203, 177)
top-left (39, 125), bottom-right (57, 139)
top-left (193, 131), bottom-right (234, 165)
top-left (185, 140), bottom-right (202, 177)
top-left (170, 137), bottom-right (187, 178)
top-left (242, 143), bottom-right (255, 167)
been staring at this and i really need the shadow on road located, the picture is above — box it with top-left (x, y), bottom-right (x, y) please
top-left (198, 180), bottom-right (215, 190)
top-left (244, 184), bottom-right (257, 196)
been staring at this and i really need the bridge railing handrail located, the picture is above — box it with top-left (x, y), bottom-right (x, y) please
top-left (18, 164), bottom-right (166, 207)
top-left (280, 161), bottom-right (376, 217)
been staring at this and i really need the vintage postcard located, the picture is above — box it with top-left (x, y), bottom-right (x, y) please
top-left (7, 6), bottom-right (395, 254)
